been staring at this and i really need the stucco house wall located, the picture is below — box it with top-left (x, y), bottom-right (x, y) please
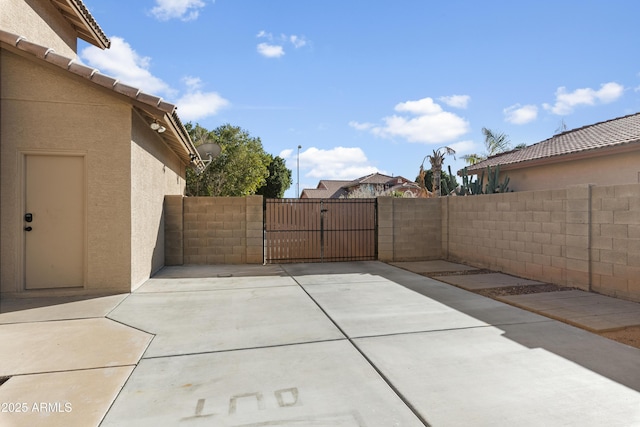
top-left (1, 46), bottom-right (189, 296)
top-left (1, 0), bottom-right (78, 57)
top-left (1, 1), bottom-right (199, 297)
top-left (1, 48), bottom-right (133, 295)
top-left (495, 150), bottom-right (640, 192)
top-left (130, 112), bottom-right (185, 290)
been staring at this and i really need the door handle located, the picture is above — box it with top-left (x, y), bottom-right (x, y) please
top-left (24, 226), bottom-right (32, 232)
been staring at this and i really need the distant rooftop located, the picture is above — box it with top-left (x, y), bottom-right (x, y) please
top-left (301, 173), bottom-right (419, 198)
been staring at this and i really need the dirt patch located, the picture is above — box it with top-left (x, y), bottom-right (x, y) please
top-left (475, 283), bottom-right (580, 298)
top-left (425, 269), bottom-right (493, 277)
top-left (600, 326), bottom-right (640, 349)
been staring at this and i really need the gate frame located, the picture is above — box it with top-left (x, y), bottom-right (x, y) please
top-left (263, 198), bottom-right (378, 264)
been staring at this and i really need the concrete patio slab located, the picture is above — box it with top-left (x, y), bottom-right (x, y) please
top-left (435, 272), bottom-right (546, 290)
top-left (0, 366), bottom-right (133, 427)
top-left (355, 327), bottom-right (640, 427)
top-left (5, 260), bottom-right (640, 427)
top-left (281, 260), bottom-right (390, 277)
top-left (0, 294), bottom-right (128, 324)
top-left (135, 275), bottom-right (297, 293)
top-left (501, 291), bottom-right (640, 331)
top-left (300, 278), bottom-right (487, 338)
top-left (291, 262), bottom-right (552, 328)
top-left (108, 286), bottom-right (344, 357)
top-left (293, 272), bottom-right (390, 286)
top-left (101, 340), bottom-right (425, 427)
top-left (394, 274), bottom-right (553, 326)
top-left (390, 260), bottom-right (478, 274)
top-left (155, 264), bottom-right (287, 278)
top-left (0, 318), bottom-right (151, 376)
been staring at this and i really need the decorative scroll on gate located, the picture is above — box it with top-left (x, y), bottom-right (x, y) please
top-left (264, 198), bottom-right (377, 263)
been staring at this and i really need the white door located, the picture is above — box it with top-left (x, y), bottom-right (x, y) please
top-left (24, 155), bottom-right (85, 289)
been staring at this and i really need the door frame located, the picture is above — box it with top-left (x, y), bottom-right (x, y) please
top-left (18, 150), bottom-right (88, 292)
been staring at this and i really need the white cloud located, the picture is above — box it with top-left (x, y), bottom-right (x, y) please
top-left (348, 121), bottom-right (375, 131)
top-left (182, 76), bottom-right (203, 90)
top-left (504, 104), bottom-right (538, 124)
top-left (256, 31), bottom-right (308, 58)
top-left (448, 140), bottom-right (476, 154)
top-left (354, 97), bottom-right (470, 144)
top-left (438, 95), bottom-right (470, 109)
top-left (395, 98), bottom-right (443, 115)
top-left (81, 37), bottom-right (175, 97)
top-left (543, 82), bottom-right (624, 115)
top-left (279, 148), bottom-right (293, 158)
top-left (281, 147), bottom-right (381, 180)
top-left (81, 37), bottom-right (228, 122)
top-left (257, 43), bottom-right (285, 58)
top-left (151, 0), bottom-right (206, 21)
top-left (289, 35), bottom-right (307, 48)
top-left (175, 91), bottom-right (229, 121)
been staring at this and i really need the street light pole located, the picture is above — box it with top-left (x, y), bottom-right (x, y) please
top-left (297, 145), bottom-right (302, 198)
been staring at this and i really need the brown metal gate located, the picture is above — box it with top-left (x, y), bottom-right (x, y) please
top-left (264, 198), bottom-right (377, 263)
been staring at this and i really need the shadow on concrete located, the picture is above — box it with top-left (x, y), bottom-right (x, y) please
top-left (155, 264), bottom-right (289, 278)
top-left (281, 261), bottom-right (640, 393)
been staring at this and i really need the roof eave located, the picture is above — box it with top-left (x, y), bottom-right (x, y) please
top-left (1, 30), bottom-right (201, 169)
top-left (50, 0), bottom-right (110, 49)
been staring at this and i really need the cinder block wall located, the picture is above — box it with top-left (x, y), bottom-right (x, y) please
top-left (164, 195), bottom-right (263, 265)
top-left (446, 188), bottom-right (581, 288)
top-left (446, 183), bottom-right (639, 302)
top-left (163, 188), bottom-right (639, 302)
top-left (377, 197), bottom-right (443, 261)
top-left (590, 184), bottom-right (640, 301)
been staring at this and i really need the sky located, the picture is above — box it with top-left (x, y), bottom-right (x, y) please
top-left (79, 0), bottom-right (640, 197)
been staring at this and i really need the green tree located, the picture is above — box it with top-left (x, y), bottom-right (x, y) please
top-left (462, 127), bottom-right (512, 165)
top-left (186, 123), bottom-right (270, 196)
top-left (256, 155), bottom-right (292, 198)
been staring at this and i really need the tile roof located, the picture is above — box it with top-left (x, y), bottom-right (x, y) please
top-left (301, 180), bottom-right (351, 198)
top-left (0, 29), bottom-right (202, 168)
top-left (49, 0), bottom-right (110, 49)
top-left (350, 173), bottom-right (397, 185)
top-left (466, 112), bottom-right (640, 173)
top-left (301, 173), bottom-right (419, 198)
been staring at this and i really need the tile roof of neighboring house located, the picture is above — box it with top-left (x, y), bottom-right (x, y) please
top-left (466, 112), bottom-right (640, 173)
top-left (343, 172), bottom-right (404, 187)
top-left (301, 173), bottom-right (420, 198)
top-left (50, 0), bottom-right (110, 49)
top-left (301, 180), bottom-right (352, 198)
top-left (0, 29), bottom-right (203, 169)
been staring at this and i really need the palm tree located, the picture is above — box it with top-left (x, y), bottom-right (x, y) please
top-left (419, 146), bottom-right (456, 197)
top-left (462, 127), bottom-right (512, 165)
